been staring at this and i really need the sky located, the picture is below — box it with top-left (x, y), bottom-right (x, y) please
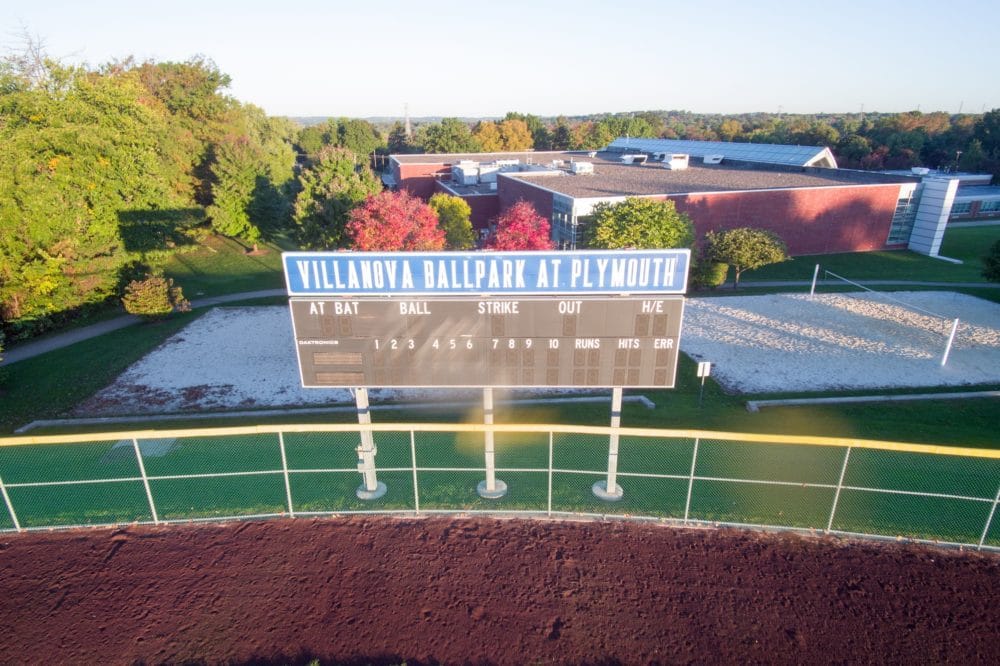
top-left (4, 0), bottom-right (999, 119)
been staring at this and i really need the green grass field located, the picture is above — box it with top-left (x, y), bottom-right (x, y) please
top-left (162, 234), bottom-right (288, 298)
top-left (743, 224), bottom-right (1000, 284)
top-left (1, 428), bottom-right (997, 548)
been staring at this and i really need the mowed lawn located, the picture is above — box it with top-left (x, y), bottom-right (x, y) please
top-left (743, 223), bottom-right (1000, 284)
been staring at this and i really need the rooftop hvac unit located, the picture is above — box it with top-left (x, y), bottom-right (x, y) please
top-left (703, 154), bottom-right (724, 165)
top-left (478, 165), bottom-right (499, 183)
top-left (911, 167), bottom-right (931, 175)
top-left (451, 163), bottom-right (479, 185)
top-left (495, 159), bottom-right (520, 169)
top-left (588, 151), bottom-right (597, 158)
top-left (621, 154), bottom-right (648, 164)
top-left (489, 182), bottom-right (497, 191)
top-left (570, 162), bottom-right (594, 174)
top-left (663, 154), bottom-right (689, 170)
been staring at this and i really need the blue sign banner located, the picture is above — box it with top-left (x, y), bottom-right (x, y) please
top-left (283, 250), bottom-right (690, 296)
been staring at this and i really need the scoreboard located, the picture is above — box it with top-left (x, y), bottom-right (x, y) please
top-left (290, 296), bottom-right (684, 388)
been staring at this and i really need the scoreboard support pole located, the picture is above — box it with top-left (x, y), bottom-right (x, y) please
top-left (354, 388), bottom-right (387, 500)
top-left (592, 387), bottom-right (625, 502)
top-left (477, 388), bottom-right (508, 499)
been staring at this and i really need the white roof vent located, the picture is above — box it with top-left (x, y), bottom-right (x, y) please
top-left (911, 167), bottom-right (931, 175)
top-left (621, 154), bottom-right (648, 165)
top-left (570, 162), bottom-right (594, 175)
top-left (703, 154), bottom-right (724, 165)
top-left (663, 154), bottom-right (689, 170)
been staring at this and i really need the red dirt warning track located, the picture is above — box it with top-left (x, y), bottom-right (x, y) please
top-left (1, 517), bottom-right (997, 664)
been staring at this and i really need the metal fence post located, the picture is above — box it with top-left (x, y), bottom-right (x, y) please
top-left (411, 430), bottom-right (420, 515)
top-left (547, 431), bottom-right (554, 518)
top-left (278, 432), bottom-right (295, 518)
top-left (683, 438), bottom-right (699, 524)
top-left (978, 484), bottom-right (1000, 550)
top-left (810, 264), bottom-right (820, 297)
top-left (0, 474), bottom-right (21, 532)
top-left (941, 318), bottom-right (960, 366)
top-left (827, 446), bottom-right (852, 532)
top-left (478, 388), bottom-right (507, 499)
top-left (132, 438), bottom-right (159, 525)
top-left (593, 387), bottom-right (624, 501)
top-left (354, 388), bottom-right (386, 500)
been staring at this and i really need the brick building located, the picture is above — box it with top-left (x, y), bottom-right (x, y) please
top-left (387, 138), bottom-right (959, 257)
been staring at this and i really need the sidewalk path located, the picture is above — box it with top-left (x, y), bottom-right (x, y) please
top-left (2, 282), bottom-right (998, 366)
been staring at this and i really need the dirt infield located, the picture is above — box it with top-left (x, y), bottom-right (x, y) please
top-left (1, 517), bottom-right (997, 665)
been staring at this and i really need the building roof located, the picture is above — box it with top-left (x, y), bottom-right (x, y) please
top-left (607, 137), bottom-right (838, 168)
top-left (391, 150), bottom-right (584, 165)
top-left (390, 148), bottom-right (914, 200)
top-left (501, 154), bottom-right (910, 199)
top-left (954, 185), bottom-right (1000, 202)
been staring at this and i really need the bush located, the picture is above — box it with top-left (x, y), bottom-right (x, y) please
top-left (984, 239), bottom-right (1000, 282)
top-left (691, 260), bottom-right (729, 290)
top-left (122, 276), bottom-right (191, 318)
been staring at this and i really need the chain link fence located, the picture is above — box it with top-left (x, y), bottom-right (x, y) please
top-left (1, 425), bottom-right (997, 550)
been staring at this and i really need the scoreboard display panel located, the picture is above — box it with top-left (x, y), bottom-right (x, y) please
top-left (290, 296), bottom-right (684, 388)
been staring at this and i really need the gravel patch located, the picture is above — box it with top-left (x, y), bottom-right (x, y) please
top-left (682, 292), bottom-right (1000, 393)
top-left (74, 308), bottom-right (582, 416)
top-left (75, 292), bottom-right (1000, 415)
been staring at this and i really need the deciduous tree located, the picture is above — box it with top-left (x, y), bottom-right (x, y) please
top-left (484, 201), bottom-right (553, 250)
top-left (0, 57), bottom-right (193, 336)
top-left (704, 227), bottom-right (788, 288)
top-left (586, 198), bottom-right (694, 250)
top-left (473, 121), bottom-right (504, 152)
top-left (346, 191), bottom-right (445, 251)
top-left (429, 193), bottom-right (476, 250)
top-left (421, 118), bottom-right (480, 153)
top-left (387, 121), bottom-right (413, 154)
top-left (498, 119), bottom-right (533, 151)
top-left (292, 147), bottom-right (381, 249)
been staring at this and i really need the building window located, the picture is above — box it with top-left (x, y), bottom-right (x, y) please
top-left (552, 196), bottom-right (575, 247)
top-left (950, 201), bottom-right (972, 215)
top-left (979, 200), bottom-right (1000, 214)
top-left (887, 187), bottom-right (919, 244)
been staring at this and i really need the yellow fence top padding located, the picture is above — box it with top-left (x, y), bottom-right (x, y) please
top-left (0, 423), bottom-right (998, 460)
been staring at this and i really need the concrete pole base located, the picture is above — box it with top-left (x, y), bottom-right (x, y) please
top-left (592, 480), bottom-right (624, 502)
top-left (476, 479), bottom-right (508, 499)
top-left (356, 481), bottom-right (387, 501)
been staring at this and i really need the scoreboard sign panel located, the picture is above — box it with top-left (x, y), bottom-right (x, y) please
top-left (290, 296), bottom-right (684, 388)
top-left (283, 249), bottom-right (690, 296)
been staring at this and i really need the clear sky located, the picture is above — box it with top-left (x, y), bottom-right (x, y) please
top-left (4, 0), bottom-right (998, 118)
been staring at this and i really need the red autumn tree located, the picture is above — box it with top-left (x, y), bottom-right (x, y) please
top-left (484, 201), bottom-right (554, 250)
top-left (346, 190), bottom-right (446, 251)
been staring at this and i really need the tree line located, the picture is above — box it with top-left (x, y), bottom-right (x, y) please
top-left (386, 109), bottom-right (1000, 177)
top-left (3, 45), bottom-right (999, 348)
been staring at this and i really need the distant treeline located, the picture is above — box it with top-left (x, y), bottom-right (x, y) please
top-left (376, 110), bottom-right (1000, 175)
top-left (3, 46), bottom-right (999, 344)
